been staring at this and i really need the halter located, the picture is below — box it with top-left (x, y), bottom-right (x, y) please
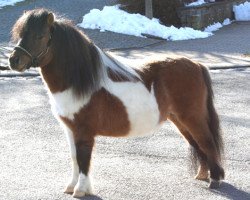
top-left (14, 35), bottom-right (52, 68)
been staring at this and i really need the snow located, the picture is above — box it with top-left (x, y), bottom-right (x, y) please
top-left (222, 18), bottom-right (231, 25)
top-left (233, 1), bottom-right (250, 21)
top-left (186, 0), bottom-right (207, 7)
top-left (79, 5), bottom-right (212, 41)
top-left (204, 18), bottom-right (231, 32)
top-left (0, 0), bottom-right (24, 8)
top-left (186, 0), bottom-right (216, 7)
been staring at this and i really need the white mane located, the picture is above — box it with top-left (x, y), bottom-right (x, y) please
top-left (95, 46), bottom-right (141, 81)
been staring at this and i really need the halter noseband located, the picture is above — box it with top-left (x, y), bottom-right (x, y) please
top-left (14, 35), bottom-right (52, 68)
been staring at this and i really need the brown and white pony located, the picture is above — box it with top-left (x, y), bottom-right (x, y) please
top-left (9, 9), bottom-right (224, 198)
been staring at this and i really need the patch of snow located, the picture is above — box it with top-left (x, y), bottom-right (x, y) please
top-left (233, 1), bottom-right (250, 21)
top-left (0, 0), bottom-right (24, 8)
top-left (204, 18), bottom-right (231, 32)
top-left (205, 22), bottom-right (222, 32)
top-left (222, 18), bottom-right (231, 25)
top-left (79, 5), bottom-right (212, 41)
top-left (186, 0), bottom-right (207, 7)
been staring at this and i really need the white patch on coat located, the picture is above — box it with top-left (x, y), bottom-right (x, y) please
top-left (63, 126), bottom-right (77, 157)
top-left (49, 88), bottom-right (91, 120)
top-left (98, 46), bottom-right (160, 137)
top-left (73, 173), bottom-right (92, 197)
top-left (103, 79), bottom-right (160, 137)
top-left (64, 157), bottom-right (79, 193)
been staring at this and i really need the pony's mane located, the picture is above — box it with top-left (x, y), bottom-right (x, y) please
top-left (51, 19), bottom-right (140, 96)
top-left (12, 9), bottom-right (139, 97)
top-left (50, 19), bottom-right (102, 97)
top-left (95, 47), bottom-right (140, 82)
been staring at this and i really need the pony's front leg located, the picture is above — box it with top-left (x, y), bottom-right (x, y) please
top-left (64, 128), bottom-right (79, 194)
top-left (72, 136), bottom-right (94, 198)
top-left (64, 158), bottom-right (79, 193)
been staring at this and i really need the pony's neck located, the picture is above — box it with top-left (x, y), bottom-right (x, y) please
top-left (40, 58), bottom-right (69, 94)
top-left (40, 21), bottom-right (103, 96)
top-left (39, 21), bottom-right (140, 96)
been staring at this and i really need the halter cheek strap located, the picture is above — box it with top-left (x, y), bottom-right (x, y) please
top-left (14, 35), bottom-right (52, 68)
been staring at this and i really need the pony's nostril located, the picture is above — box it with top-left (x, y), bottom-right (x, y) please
top-left (10, 56), bottom-right (20, 66)
top-left (13, 56), bottom-right (20, 65)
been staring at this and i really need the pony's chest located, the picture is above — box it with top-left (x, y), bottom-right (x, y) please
top-left (49, 88), bottom-right (90, 120)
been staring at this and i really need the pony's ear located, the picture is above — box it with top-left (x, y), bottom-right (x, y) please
top-left (47, 13), bottom-right (54, 26)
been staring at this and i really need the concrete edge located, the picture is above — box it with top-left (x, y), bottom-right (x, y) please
top-left (209, 65), bottom-right (250, 70)
top-left (0, 65), bottom-right (249, 78)
top-left (0, 73), bottom-right (40, 77)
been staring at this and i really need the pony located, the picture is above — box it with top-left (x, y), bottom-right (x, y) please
top-left (9, 9), bottom-right (224, 198)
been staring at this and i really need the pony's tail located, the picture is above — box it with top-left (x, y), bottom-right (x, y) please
top-left (189, 145), bottom-right (199, 175)
top-left (201, 66), bottom-right (224, 163)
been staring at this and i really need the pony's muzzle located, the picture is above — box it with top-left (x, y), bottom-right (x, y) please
top-left (9, 54), bottom-right (19, 67)
top-left (9, 51), bottom-right (30, 72)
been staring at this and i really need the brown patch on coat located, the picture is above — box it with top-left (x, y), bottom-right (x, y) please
top-left (137, 58), bottom-right (206, 122)
top-left (40, 64), bottom-right (69, 93)
top-left (60, 88), bottom-right (130, 137)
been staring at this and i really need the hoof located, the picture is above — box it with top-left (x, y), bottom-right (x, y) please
top-left (73, 189), bottom-right (87, 198)
top-left (195, 174), bottom-right (209, 181)
top-left (64, 185), bottom-right (75, 194)
top-left (72, 173), bottom-right (92, 198)
top-left (195, 166), bottom-right (209, 181)
top-left (209, 179), bottom-right (221, 189)
top-left (73, 188), bottom-right (92, 198)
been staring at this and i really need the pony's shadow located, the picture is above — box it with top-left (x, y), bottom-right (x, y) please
top-left (75, 195), bottom-right (104, 200)
top-left (210, 182), bottom-right (250, 200)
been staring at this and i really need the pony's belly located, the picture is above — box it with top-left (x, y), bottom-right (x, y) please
top-left (49, 81), bottom-right (160, 138)
top-left (104, 80), bottom-right (160, 137)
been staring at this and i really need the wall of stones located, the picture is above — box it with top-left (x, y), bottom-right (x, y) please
top-left (177, 0), bottom-right (247, 30)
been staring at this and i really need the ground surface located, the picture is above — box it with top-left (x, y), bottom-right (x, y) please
top-left (0, 69), bottom-right (249, 200)
top-left (0, 0), bottom-right (250, 200)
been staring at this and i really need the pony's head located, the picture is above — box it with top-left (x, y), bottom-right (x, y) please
top-left (9, 9), bottom-right (54, 71)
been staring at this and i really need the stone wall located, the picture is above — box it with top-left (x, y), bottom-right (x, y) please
top-left (177, 0), bottom-right (247, 30)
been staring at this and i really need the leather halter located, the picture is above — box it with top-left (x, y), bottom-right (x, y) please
top-left (14, 35), bottom-right (52, 68)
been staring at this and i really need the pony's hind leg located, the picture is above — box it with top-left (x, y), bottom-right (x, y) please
top-left (195, 158), bottom-right (209, 181)
top-left (169, 115), bottom-right (209, 181)
top-left (178, 115), bottom-right (224, 188)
